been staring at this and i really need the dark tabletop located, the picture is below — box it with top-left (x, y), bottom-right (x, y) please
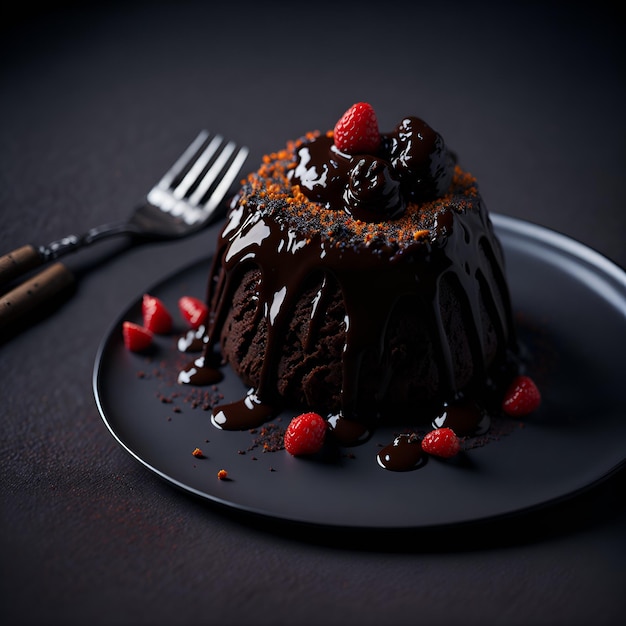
top-left (1, 1), bottom-right (625, 625)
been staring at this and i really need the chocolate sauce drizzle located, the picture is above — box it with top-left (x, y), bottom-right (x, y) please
top-left (179, 123), bottom-right (517, 449)
top-left (377, 434), bottom-right (426, 471)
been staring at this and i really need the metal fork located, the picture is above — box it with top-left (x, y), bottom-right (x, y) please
top-left (0, 131), bottom-right (249, 328)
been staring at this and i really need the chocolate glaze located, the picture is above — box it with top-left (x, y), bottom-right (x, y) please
top-left (291, 117), bottom-right (455, 222)
top-left (180, 121), bottom-right (518, 445)
top-left (177, 355), bottom-right (223, 386)
top-left (432, 398), bottom-right (491, 436)
top-left (177, 325), bottom-right (207, 353)
top-left (327, 413), bottom-right (371, 446)
top-left (292, 135), bottom-right (407, 221)
top-left (211, 389), bottom-right (276, 431)
top-left (376, 434), bottom-right (426, 471)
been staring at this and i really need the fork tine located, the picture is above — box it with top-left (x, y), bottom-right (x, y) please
top-left (204, 145), bottom-right (249, 211)
top-left (155, 130), bottom-right (210, 191)
top-left (176, 145), bottom-right (249, 225)
top-left (147, 130), bottom-right (249, 225)
top-left (172, 134), bottom-right (224, 200)
top-left (188, 140), bottom-right (236, 206)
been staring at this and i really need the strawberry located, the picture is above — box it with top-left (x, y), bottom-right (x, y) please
top-left (421, 427), bottom-right (461, 458)
top-left (333, 102), bottom-right (381, 154)
top-left (284, 412), bottom-right (327, 456)
top-left (142, 294), bottom-right (173, 334)
top-left (178, 295), bottom-right (208, 329)
top-left (122, 321), bottom-right (153, 352)
top-left (502, 375), bottom-right (541, 417)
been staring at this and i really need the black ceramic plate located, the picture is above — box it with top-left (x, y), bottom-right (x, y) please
top-left (93, 214), bottom-right (626, 529)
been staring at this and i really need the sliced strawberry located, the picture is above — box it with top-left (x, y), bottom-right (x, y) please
top-left (284, 412), bottom-right (327, 456)
top-left (421, 427), bottom-right (461, 458)
top-left (142, 294), bottom-right (173, 334)
top-left (502, 375), bottom-right (541, 417)
top-left (333, 102), bottom-right (381, 154)
top-left (122, 321), bottom-right (153, 352)
top-left (178, 295), bottom-right (208, 329)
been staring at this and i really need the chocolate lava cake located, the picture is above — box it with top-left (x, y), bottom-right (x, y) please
top-left (188, 103), bottom-right (518, 435)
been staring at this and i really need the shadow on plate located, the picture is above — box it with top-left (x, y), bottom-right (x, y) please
top-left (170, 461), bottom-right (626, 554)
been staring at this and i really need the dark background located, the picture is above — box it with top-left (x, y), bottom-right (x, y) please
top-left (1, 2), bottom-right (624, 625)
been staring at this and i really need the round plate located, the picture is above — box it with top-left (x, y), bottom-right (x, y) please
top-left (93, 214), bottom-right (626, 530)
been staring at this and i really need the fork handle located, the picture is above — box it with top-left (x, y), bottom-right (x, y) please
top-left (0, 222), bottom-right (134, 289)
top-left (0, 245), bottom-right (45, 287)
top-left (0, 262), bottom-right (75, 329)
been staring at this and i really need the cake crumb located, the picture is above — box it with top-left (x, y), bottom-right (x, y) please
top-left (191, 447), bottom-right (205, 458)
top-left (217, 469), bottom-right (228, 480)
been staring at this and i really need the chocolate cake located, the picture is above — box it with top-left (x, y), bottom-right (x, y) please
top-left (182, 104), bottom-right (519, 442)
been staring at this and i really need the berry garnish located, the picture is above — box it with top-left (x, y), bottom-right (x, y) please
top-left (284, 412), bottom-right (327, 456)
top-left (122, 321), bottom-right (153, 352)
top-left (178, 295), bottom-right (208, 329)
top-left (502, 375), bottom-right (541, 417)
top-left (421, 427), bottom-right (461, 458)
top-left (142, 294), bottom-right (173, 334)
top-left (333, 102), bottom-right (381, 154)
